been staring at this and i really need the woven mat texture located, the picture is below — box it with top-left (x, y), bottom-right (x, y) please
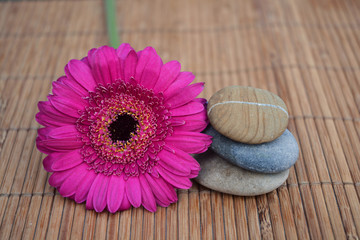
top-left (0, 0), bottom-right (360, 239)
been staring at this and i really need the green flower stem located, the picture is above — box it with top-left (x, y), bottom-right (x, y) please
top-left (105, 0), bottom-right (120, 48)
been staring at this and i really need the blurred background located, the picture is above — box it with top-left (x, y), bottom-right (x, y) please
top-left (0, 0), bottom-right (359, 239)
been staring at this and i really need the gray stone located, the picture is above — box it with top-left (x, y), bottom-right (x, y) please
top-left (205, 126), bottom-right (299, 173)
top-left (195, 150), bottom-right (289, 196)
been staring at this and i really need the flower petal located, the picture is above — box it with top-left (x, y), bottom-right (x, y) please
top-left (58, 163), bottom-right (89, 197)
top-left (139, 175), bottom-right (157, 212)
top-left (171, 131), bottom-right (212, 140)
top-left (88, 46), bottom-right (121, 85)
top-left (50, 149), bottom-right (83, 171)
top-left (43, 155), bottom-right (55, 172)
top-left (135, 47), bottom-right (162, 88)
top-left (165, 82), bottom-right (204, 108)
top-left (116, 43), bottom-right (134, 60)
top-left (173, 120), bottom-right (208, 132)
top-left (52, 80), bottom-right (83, 98)
top-left (38, 101), bottom-right (74, 119)
top-left (171, 110), bottom-right (208, 122)
top-left (123, 50), bottom-right (138, 82)
top-left (166, 131), bottom-right (212, 154)
top-left (48, 96), bottom-right (81, 118)
top-left (117, 43), bottom-right (135, 80)
top-left (163, 145), bottom-right (200, 170)
top-left (38, 125), bottom-right (78, 140)
top-left (86, 174), bottom-right (110, 212)
top-left (170, 101), bottom-right (204, 116)
top-left (162, 71), bottom-right (195, 98)
top-left (37, 101), bottom-right (76, 127)
top-left (144, 174), bottom-right (177, 205)
top-left (169, 119), bottom-right (186, 127)
top-left (81, 56), bottom-right (90, 66)
top-left (66, 59), bottom-right (97, 92)
top-left (49, 170), bottom-right (73, 188)
top-left (157, 166), bottom-right (192, 189)
top-left (88, 46), bottom-right (121, 86)
top-left (74, 170), bottom-right (97, 203)
top-left (157, 150), bottom-right (191, 176)
top-left (107, 175), bottom-right (125, 213)
top-left (36, 137), bottom-right (83, 154)
top-left (153, 61), bottom-right (181, 93)
top-left (61, 76), bottom-right (88, 96)
top-left (119, 194), bottom-right (131, 211)
top-left (188, 169), bottom-right (200, 178)
top-left (125, 177), bottom-right (142, 208)
top-left (194, 97), bottom-right (207, 104)
top-left (36, 113), bottom-right (73, 128)
top-left (94, 176), bottom-right (110, 212)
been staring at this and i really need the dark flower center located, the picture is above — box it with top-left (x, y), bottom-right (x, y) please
top-left (77, 81), bottom-right (173, 176)
top-left (108, 114), bottom-right (139, 142)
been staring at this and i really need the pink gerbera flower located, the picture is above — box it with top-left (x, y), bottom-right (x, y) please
top-left (36, 43), bottom-right (212, 212)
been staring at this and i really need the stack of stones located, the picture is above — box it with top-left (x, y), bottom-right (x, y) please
top-left (195, 86), bottom-right (299, 196)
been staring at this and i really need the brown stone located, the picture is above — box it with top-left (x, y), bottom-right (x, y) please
top-left (207, 86), bottom-right (288, 144)
top-left (194, 150), bottom-right (289, 196)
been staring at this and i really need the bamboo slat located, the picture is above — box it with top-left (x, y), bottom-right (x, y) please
top-left (0, 0), bottom-right (359, 239)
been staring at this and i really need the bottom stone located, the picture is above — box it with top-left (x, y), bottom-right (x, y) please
top-left (195, 150), bottom-right (289, 196)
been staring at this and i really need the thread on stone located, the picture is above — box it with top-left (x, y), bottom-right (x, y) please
top-left (207, 101), bottom-right (289, 117)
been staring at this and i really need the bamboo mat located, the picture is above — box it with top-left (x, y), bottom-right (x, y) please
top-left (0, 0), bottom-right (360, 239)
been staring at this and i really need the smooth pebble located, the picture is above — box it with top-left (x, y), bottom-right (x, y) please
top-left (195, 150), bottom-right (289, 196)
top-left (207, 86), bottom-right (288, 144)
top-left (205, 126), bottom-right (299, 173)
